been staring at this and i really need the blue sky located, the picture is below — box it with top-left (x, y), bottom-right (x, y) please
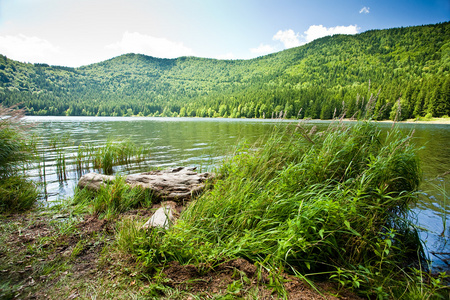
top-left (0, 0), bottom-right (448, 67)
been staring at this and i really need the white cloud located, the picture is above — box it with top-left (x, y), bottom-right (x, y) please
top-left (106, 32), bottom-right (194, 59)
top-left (0, 34), bottom-right (60, 63)
top-left (250, 43), bottom-right (276, 55)
top-left (359, 6), bottom-right (370, 14)
top-left (303, 24), bottom-right (359, 43)
top-left (271, 25), bottom-right (359, 50)
top-left (273, 29), bottom-right (301, 48)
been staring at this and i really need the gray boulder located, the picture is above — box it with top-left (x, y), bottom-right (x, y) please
top-left (77, 172), bottom-right (115, 191)
top-left (77, 167), bottom-right (213, 201)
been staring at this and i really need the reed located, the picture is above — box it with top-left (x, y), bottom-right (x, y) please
top-left (75, 143), bottom-right (84, 175)
top-left (48, 135), bottom-right (70, 182)
top-left (75, 142), bottom-right (96, 174)
top-left (56, 152), bottom-right (67, 181)
top-left (429, 179), bottom-right (449, 237)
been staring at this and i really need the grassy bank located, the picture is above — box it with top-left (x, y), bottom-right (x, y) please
top-left (129, 120), bottom-right (448, 298)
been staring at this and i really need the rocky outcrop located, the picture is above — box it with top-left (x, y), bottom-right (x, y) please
top-left (77, 167), bottom-right (213, 201)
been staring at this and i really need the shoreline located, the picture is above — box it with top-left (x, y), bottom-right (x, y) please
top-left (378, 118), bottom-right (450, 125)
top-left (340, 118), bottom-right (450, 125)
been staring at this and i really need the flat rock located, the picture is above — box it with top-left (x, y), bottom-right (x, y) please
top-left (77, 167), bottom-right (213, 201)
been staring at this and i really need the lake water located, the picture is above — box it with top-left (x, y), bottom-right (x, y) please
top-left (24, 116), bottom-right (449, 270)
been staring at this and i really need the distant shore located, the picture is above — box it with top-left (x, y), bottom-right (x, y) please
top-left (381, 118), bottom-right (450, 125)
top-left (340, 117), bottom-right (450, 125)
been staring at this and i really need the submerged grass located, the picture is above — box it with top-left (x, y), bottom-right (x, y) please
top-left (76, 139), bottom-right (150, 175)
top-left (132, 120), bottom-right (445, 298)
top-left (37, 137), bottom-right (151, 186)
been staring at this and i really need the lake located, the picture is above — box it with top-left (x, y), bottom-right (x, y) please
top-left (24, 116), bottom-right (449, 270)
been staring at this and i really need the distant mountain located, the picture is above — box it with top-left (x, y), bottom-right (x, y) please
top-left (0, 22), bottom-right (449, 120)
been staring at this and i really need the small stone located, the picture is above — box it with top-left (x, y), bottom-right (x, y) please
top-left (142, 202), bottom-right (177, 230)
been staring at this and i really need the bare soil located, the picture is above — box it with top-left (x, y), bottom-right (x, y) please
top-left (161, 259), bottom-right (362, 299)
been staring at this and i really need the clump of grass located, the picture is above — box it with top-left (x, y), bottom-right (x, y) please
top-left (0, 104), bottom-right (39, 213)
top-left (71, 176), bottom-right (154, 219)
top-left (0, 176), bottom-right (39, 212)
top-left (76, 139), bottom-right (149, 175)
top-left (135, 120), bottom-right (434, 298)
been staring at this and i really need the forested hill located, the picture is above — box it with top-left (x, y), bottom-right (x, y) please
top-left (0, 22), bottom-right (449, 120)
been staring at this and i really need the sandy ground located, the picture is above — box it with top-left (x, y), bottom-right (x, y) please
top-left (378, 118), bottom-right (450, 125)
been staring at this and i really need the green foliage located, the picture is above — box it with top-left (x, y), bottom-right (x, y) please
top-left (0, 105), bottom-right (39, 212)
top-left (71, 176), bottom-right (154, 219)
top-left (133, 120), bottom-right (429, 298)
top-left (1, 22), bottom-right (449, 120)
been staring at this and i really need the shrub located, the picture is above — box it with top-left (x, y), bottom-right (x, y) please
top-left (0, 105), bottom-right (39, 213)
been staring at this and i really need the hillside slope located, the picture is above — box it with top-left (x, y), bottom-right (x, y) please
top-left (0, 22), bottom-right (449, 119)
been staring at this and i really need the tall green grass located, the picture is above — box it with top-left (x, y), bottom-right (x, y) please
top-left (0, 105), bottom-right (39, 212)
top-left (135, 120), bottom-right (432, 297)
top-left (0, 176), bottom-right (39, 212)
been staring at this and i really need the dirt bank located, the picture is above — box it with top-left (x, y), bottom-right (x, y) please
top-left (0, 209), bottom-right (363, 299)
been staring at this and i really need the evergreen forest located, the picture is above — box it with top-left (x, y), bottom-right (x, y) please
top-left (0, 22), bottom-right (449, 120)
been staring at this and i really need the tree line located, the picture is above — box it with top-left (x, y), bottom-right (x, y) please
top-left (0, 22), bottom-right (449, 120)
